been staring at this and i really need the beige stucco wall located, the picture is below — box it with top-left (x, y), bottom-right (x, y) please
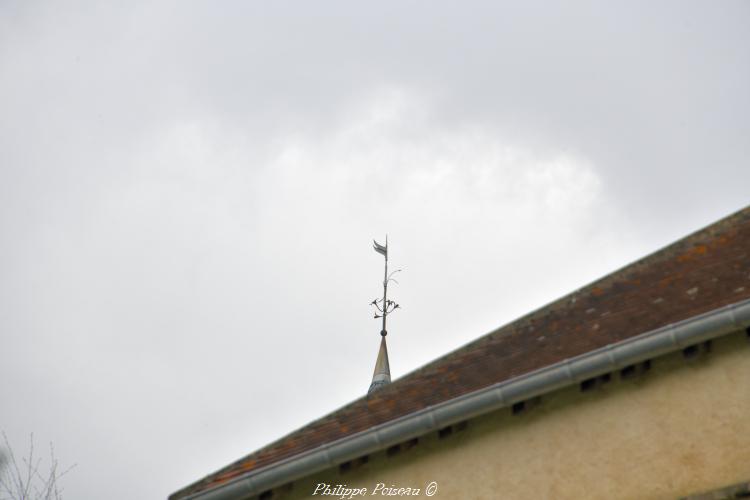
top-left (279, 331), bottom-right (750, 500)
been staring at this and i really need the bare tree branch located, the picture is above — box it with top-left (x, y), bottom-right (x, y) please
top-left (0, 432), bottom-right (75, 500)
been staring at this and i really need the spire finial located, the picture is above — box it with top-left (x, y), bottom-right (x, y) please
top-left (369, 236), bottom-right (401, 394)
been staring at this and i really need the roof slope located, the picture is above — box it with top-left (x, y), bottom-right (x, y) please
top-left (172, 206), bottom-right (750, 499)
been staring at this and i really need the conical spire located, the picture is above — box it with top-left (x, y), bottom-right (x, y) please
top-left (368, 336), bottom-right (391, 394)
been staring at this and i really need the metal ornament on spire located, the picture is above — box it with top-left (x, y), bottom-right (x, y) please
top-left (371, 235), bottom-right (400, 337)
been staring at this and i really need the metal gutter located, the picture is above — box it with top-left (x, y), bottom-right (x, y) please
top-left (181, 298), bottom-right (750, 500)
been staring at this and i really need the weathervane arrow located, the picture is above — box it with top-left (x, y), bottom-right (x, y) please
top-left (373, 239), bottom-right (388, 259)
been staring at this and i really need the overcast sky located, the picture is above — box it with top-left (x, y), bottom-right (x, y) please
top-left (1, 2), bottom-right (749, 499)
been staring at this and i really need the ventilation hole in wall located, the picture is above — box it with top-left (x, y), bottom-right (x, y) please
top-left (620, 364), bottom-right (636, 379)
top-left (735, 492), bottom-right (750, 498)
top-left (746, 326), bottom-right (750, 339)
top-left (682, 342), bottom-right (711, 359)
top-left (511, 401), bottom-right (526, 415)
top-left (581, 373), bottom-right (613, 392)
top-left (259, 491), bottom-right (273, 500)
top-left (621, 361), bottom-right (652, 380)
top-left (343, 455), bottom-right (369, 473)
top-left (580, 378), bottom-right (596, 392)
top-left (683, 344), bottom-right (699, 359)
top-left (455, 421), bottom-right (468, 432)
top-left (438, 426), bottom-right (453, 439)
top-left (403, 438), bottom-right (419, 450)
top-left (512, 397), bottom-right (541, 414)
top-left (386, 444), bottom-right (401, 457)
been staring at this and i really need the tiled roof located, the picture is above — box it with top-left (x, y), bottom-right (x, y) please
top-left (171, 206), bottom-right (750, 499)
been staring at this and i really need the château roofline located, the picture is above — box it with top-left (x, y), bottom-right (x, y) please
top-left (181, 298), bottom-right (750, 500)
top-left (170, 205), bottom-right (750, 500)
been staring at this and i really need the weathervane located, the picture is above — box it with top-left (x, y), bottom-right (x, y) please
top-left (371, 235), bottom-right (401, 336)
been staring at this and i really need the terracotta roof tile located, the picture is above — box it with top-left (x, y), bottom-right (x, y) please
top-left (171, 206), bottom-right (750, 499)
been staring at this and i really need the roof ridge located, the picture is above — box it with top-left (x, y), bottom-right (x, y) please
top-left (390, 204), bottom-right (750, 382)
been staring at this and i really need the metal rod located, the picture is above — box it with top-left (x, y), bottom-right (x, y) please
top-left (381, 235), bottom-right (388, 336)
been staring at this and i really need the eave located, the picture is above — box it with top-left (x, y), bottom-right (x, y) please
top-left (181, 298), bottom-right (750, 500)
